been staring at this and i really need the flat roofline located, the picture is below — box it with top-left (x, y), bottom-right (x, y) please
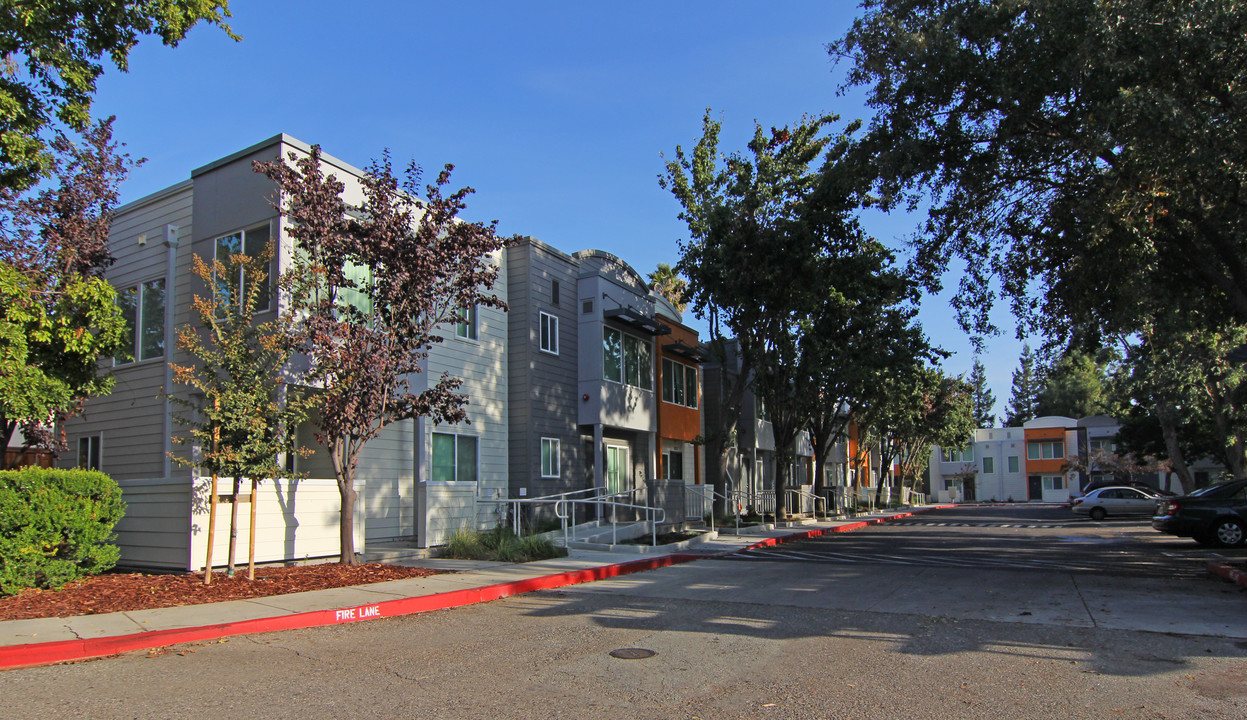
top-left (190, 133), bottom-right (366, 180)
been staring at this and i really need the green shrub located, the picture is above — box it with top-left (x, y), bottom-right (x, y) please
top-left (439, 526), bottom-right (566, 562)
top-left (0, 467), bottom-right (125, 595)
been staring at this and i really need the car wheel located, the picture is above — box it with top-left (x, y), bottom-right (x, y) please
top-left (1089, 507), bottom-right (1107, 521)
top-left (1213, 519), bottom-right (1246, 548)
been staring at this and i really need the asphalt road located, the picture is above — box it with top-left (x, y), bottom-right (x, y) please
top-left (3, 505), bottom-right (1246, 719)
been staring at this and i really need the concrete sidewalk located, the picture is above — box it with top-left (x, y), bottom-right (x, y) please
top-left (0, 507), bottom-right (944, 670)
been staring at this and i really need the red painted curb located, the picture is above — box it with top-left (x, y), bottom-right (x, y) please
top-left (0, 553), bottom-right (700, 671)
top-left (1207, 561), bottom-right (1247, 588)
top-left (743, 505), bottom-right (952, 551)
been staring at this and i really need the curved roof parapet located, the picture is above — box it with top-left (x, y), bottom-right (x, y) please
top-left (651, 292), bottom-right (682, 323)
top-left (1023, 416), bottom-right (1077, 429)
top-left (1076, 415), bottom-right (1119, 427)
top-left (572, 248), bottom-right (650, 291)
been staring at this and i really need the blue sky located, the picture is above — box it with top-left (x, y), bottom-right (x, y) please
top-left (93, 0), bottom-right (1029, 414)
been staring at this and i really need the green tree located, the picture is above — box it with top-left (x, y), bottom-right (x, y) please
top-left (257, 147), bottom-right (509, 564)
top-left (968, 357), bottom-right (995, 428)
top-left (663, 110), bottom-right (894, 513)
top-left (1004, 343), bottom-right (1039, 427)
top-left (833, 0), bottom-right (1247, 342)
top-left (168, 245), bottom-right (312, 577)
top-left (0, 1), bottom-right (236, 190)
top-left (867, 366), bottom-right (974, 495)
top-left (647, 262), bottom-right (687, 313)
top-left (1035, 350), bottom-right (1114, 420)
top-left (0, 120), bottom-right (131, 467)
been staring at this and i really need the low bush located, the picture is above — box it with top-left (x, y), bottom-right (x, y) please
top-left (0, 467), bottom-right (125, 595)
top-left (439, 526), bottom-right (566, 563)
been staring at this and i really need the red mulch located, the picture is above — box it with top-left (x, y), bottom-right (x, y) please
top-left (0, 563), bottom-right (450, 621)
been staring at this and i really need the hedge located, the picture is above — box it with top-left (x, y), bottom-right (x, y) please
top-left (0, 466), bottom-right (125, 595)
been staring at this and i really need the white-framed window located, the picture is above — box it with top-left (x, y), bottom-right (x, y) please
top-left (214, 223), bottom-right (272, 313)
top-left (539, 311), bottom-right (558, 354)
top-left (455, 305), bottom-right (478, 340)
top-left (78, 434), bottom-right (102, 471)
top-left (1089, 438), bottom-right (1117, 453)
top-left (540, 437), bottom-right (560, 478)
top-left (1027, 441), bottom-right (1065, 460)
top-left (661, 358), bottom-right (698, 408)
top-left (1008, 456), bottom-right (1019, 473)
top-left (432, 431), bottom-right (477, 482)
top-left (603, 327), bottom-right (652, 390)
top-left (1041, 475), bottom-right (1065, 491)
top-left (982, 456), bottom-right (994, 473)
top-left (942, 446), bottom-right (974, 463)
top-left (662, 450), bottom-right (684, 480)
top-left (115, 279), bottom-right (165, 364)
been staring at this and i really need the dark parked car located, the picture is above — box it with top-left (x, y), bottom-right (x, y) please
top-left (1152, 478), bottom-right (1247, 547)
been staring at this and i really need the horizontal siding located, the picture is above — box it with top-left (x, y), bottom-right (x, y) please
top-left (419, 482), bottom-right (478, 547)
top-left (112, 479), bottom-right (192, 569)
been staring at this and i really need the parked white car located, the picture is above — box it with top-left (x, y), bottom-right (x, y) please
top-left (1071, 486), bottom-right (1162, 521)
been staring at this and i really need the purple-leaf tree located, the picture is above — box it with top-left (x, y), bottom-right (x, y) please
top-left (256, 146), bottom-right (508, 564)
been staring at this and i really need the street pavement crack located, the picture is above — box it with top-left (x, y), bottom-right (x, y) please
top-left (1070, 574), bottom-right (1098, 629)
top-left (63, 623), bottom-right (82, 640)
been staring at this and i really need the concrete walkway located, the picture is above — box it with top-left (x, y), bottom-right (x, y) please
top-left (0, 507), bottom-right (942, 670)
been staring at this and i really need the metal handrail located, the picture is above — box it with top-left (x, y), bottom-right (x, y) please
top-left (554, 496), bottom-right (666, 547)
top-left (784, 487), bottom-right (828, 520)
top-left (477, 487), bottom-right (602, 537)
top-left (684, 484), bottom-right (740, 533)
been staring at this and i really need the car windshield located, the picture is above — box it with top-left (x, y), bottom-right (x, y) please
top-left (1189, 480), bottom-right (1247, 498)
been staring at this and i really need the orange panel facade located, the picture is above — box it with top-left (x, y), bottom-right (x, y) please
top-left (1023, 426), bottom-right (1069, 475)
top-left (655, 314), bottom-right (702, 482)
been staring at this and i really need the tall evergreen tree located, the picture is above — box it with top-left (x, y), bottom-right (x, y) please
top-left (968, 357), bottom-right (995, 428)
top-left (1004, 344), bottom-right (1038, 426)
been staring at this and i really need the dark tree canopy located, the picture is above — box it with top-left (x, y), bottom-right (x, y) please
top-left (833, 0), bottom-right (1247, 342)
top-left (968, 357), bottom-right (995, 428)
top-left (1004, 343), bottom-right (1039, 427)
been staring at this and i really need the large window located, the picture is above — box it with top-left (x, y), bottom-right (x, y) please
top-left (214, 223), bottom-right (271, 312)
top-left (539, 311), bottom-right (558, 354)
top-left (662, 450), bottom-right (684, 480)
top-left (982, 456), bottom-right (994, 474)
top-left (1089, 438), bottom-right (1117, 453)
top-left (661, 358), bottom-right (698, 408)
top-left (540, 437), bottom-right (560, 478)
top-left (1008, 456), bottom-right (1019, 473)
top-left (603, 327), bottom-right (651, 390)
top-left (78, 435), bottom-right (101, 471)
top-left (1041, 475), bottom-right (1065, 491)
top-left (432, 432), bottom-right (477, 482)
top-left (115, 279), bottom-right (165, 363)
top-left (942, 446), bottom-right (974, 463)
top-left (455, 305), bottom-right (478, 340)
top-left (1027, 441), bottom-right (1065, 460)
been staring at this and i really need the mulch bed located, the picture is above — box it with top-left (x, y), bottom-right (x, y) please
top-left (0, 563), bottom-right (450, 622)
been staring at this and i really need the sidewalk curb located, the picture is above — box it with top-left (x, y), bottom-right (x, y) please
top-left (0, 505), bottom-right (952, 670)
top-left (1207, 561), bottom-right (1247, 588)
top-left (0, 553), bottom-right (700, 671)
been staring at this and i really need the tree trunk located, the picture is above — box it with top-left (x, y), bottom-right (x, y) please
top-left (331, 441), bottom-right (360, 565)
top-left (1156, 400), bottom-right (1194, 493)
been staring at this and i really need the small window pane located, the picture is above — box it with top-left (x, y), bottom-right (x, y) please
top-left (456, 435), bottom-right (477, 482)
top-left (140, 279), bottom-right (165, 360)
top-left (115, 286), bottom-right (137, 364)
top-left (662, 359), bottom-right (675, 403)
top-left (684, 366), bottom-right (697, 408)
top-left (432, 433), bottom-right (456, 482)
top-left (637, 338), bottom-right (652, 390)
top-left (603, 328), bottom-right (622, 382)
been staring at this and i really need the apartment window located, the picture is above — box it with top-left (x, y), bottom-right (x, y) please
top-left (1089, 438), bottom-right (1117, 453)
top-left (551, 281), bottom-right (560, 305)
top-left (455, 305), bottom-right (478, 340)
top-left (1008, 456), bottom-right (1019, 473)
top-left (1042, 475), bottom-right (1065, 491)
top-left (338, 261), bottom-right (373, 318)
top-left (214, 223), bottom-right (271, 312)
top-left (432, 432), bottom-right (477, 482)
top-left (942, 446), bottom-right (974, 463)
top-left (540, 437), bottom-right (560, 478)
top-left (539, 311), bottom-right (558, 354)
top-left (1027, 441), bottom-right (1065, 460)
top-left (115, 279), bottom-right (165, 364)
top-left (661, 358), bottom-right (698, 408)
top-left (77, 435), bottom-right (101, 471)
top-left (603, 327), bottom-right (651, 390)
top-left (582, 299), bottom-right (593, 314)
top-left (983, 456), bottom-right (994, 474)
top-left (662, 450), bottom-right (684, 480)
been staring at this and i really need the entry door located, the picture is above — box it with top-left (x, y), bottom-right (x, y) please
top-left (1027, 475), bottom-right (1042, 501)
top-left (606, 445), bottom-right (629, 495)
